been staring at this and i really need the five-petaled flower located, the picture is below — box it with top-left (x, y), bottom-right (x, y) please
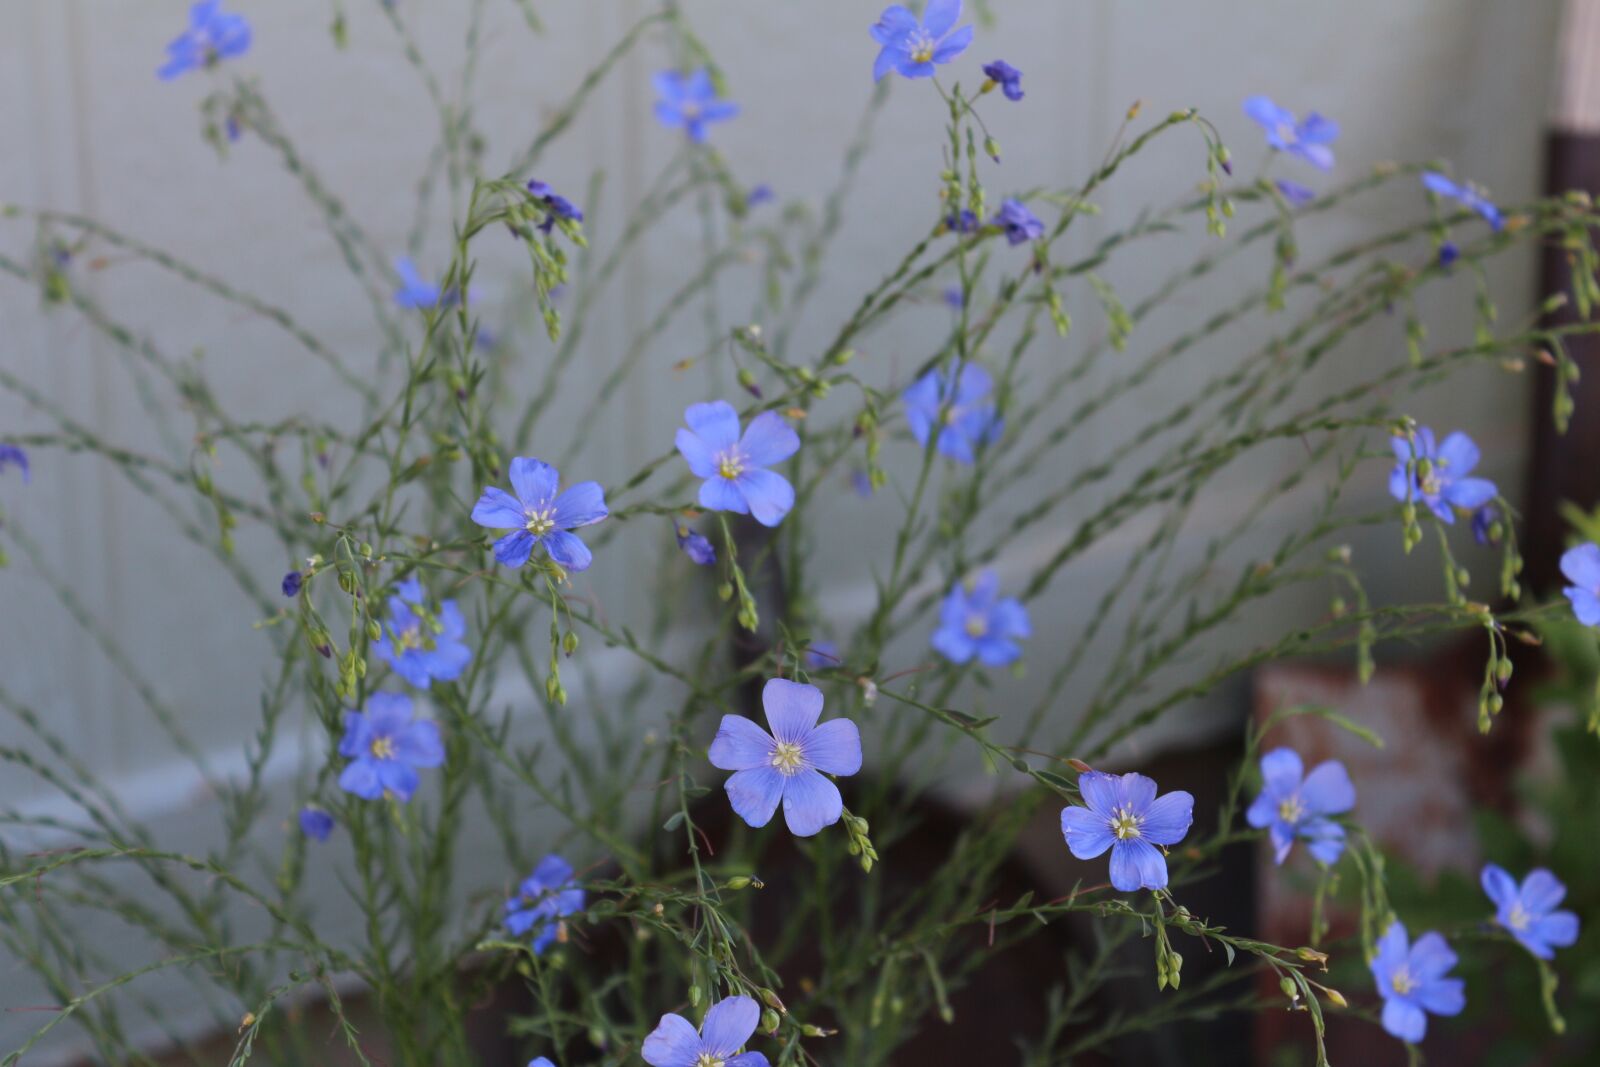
top-left (526, 179), bottom-right (584, 233)
top-left (903, 363), bottom-right (1003, 463)
top-left (1062, 770), bottom-right (1194, 892)
top-left (392, 257), bottom-right (444, 309)
top-left (0, 444), bottom-right (30, 483)
top-left (709, 678), bottom-right (862, 838)
top-left (373, 578), bottom-right (472, 689)
top-left (982, 59), bottom-right (1024, 101)
top-left (1422, 171), bottom-right (1504, 231)
top-left (676, 402), bottom-right (800, 527)
top-left (471, 457), bottom-right (608, 572)
top-left (298, 806), bottom-right (334, 842)
top-left (157, 1), bottom-right (252, 81)
top-left (654, 69), bottom-right (739, 143)
top-left (1245, 748), bottom-right (1355, 865)
top-left (643, 994), bottom-right (770, 1067)
top-left (675, 523), bottom-right (717, 566)
top-left (1387, 427), bottom-right (1497, 524)
top-left (336, 693), bottom-right (445, 803)
top-left (931, 570), bottom-right (1030, 666)
top-left (1242, 96), bottom-right (1339, 171)
top-left (1561, 542), bottom-right (1600, 626)
top-left (871, 1), bottom-right (974, 82)
top-left (994, 198), bottom-right (1045, 245)
top-left (1370, 920), bottom-right (1465, 1043)
top-left (1481, 864), bottom-right (1580, 960)
top-left (504, 854), bottom-right (585, 954)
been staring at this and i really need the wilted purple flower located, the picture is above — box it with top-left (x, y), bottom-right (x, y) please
top-left (392, 257), bottom-right (442, 309)
top-left (281, 571), bottom-right (303, 598)
top-left (931, 570), bottom-right (1030, 666)
top-left (1422, 172), bottom-right (1504, 231)
top-left (676, 402), bottom-right (800, 528)
top-left (709, 678), bottom-right (862, 838)
top-left (1061, 770), bottom-right (1194, 891)
top-left (471, 458), bottom-right (608, 571)
top-left (336, 693), bottom-right (444, 803)
top-left (1481, 864), bottom-right (1580, 960)
top-left (903, 364), bottom-right (1002, 463)
top-left (1370, 921), bottom-right (1465, 1043)
top-left (871, 1), bottom-right (973, 82)
top-left (372, 578), bottom-right (472, 688)
top-left (747, 184), bottom-right (774, 208)
top-left (945, 209), bottom-right (979, 234)
top-left (298, 806), bottom-right (334, 842)
top-left (643, 995), bottom-right (769, 1067)
top-left (1, 444), bottom-right (30, 483)
top-left (1561, 542), bottom-right (1600, 627)
top-left (653, 69), bottom-right (738, 143)
top-left (157, 1), bottom-right (251, 81)
top-left (505, 854), bottom-right (585, 954)
top-left (1245, 748), bottom-right (1355, 865)
top-left (1387, 428), bottom-right (1497, 524)
top-left (994, 198), bottom-right (1044, 245)
top-left (527, 179), bottom-right (583, 233)
top-left (1275, 179), bottom-right (1315, 206)
top-left (982, 59), bottom-right (1024, 101)
top-left (1243, 96), bottom-right (1339, 171)
top-left (1471, 503), bottom-right (1499, 546)
top-left (675, 523), bottom-right (717, 566)
top-left (851, 468), bottom-right (876, 498)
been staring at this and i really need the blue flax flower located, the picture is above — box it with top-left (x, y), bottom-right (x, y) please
top-left (871, 1), bottom-right (973, 82)
top-left (1370, 921), bottom-right (1465, 1043)
top-left (336, 693), bottom-right (444, 803)
top-left (945, 208), bottom-right (979, 234)
top-left (504, 854), bottom-right (585, 954)
top-left (1275, 179), bottom-right (1315, 206)
top-left (903, 363), bottom-right (1002, 463)
top-left (0, 444), bottom-right (30, 483)
top-left (529, 1060), bottom-right (556, 1067)
top-left (1481, 864), bottom-right (1580, 959)
top-left (654, 70), bottom-right (738, 143)
top-left (709, 678), bottom-right (862, 838)
top-left (676, 402), bottom-right (799, 527)
top-left (1422, 172), bottom-right (1504, 231)
top-left (471, 458), bottom-right (608, 571)
top-left (1243, 96), bottom-right (1339, 171)
top-left (526, 179), bottom-right (583, 232)
top-left (157, 1), bottom-right (251, 81)
top-left (1562, 542), bottom-right (1600, 626)
top-left (392, 257), bottom-right (443, 309)
top-left (931, 570), bottom-right (1029, 665)
top-left (373, 578), bottom-right (472, 688)
top-left (1245, 748), bottom-right (1355, 865)
top-left (675, 523), bottom-right (717, 566)
top-left (643, 994), bottom-right (769, 1067)
top-left (1061, 771), bottom-right (1194, 891)
top-left (1387, 427), bottom-right (1497, 524)
top-left (298, 806), bottom-right (334, 842)
top-left (994, 198), bottom-right (1045, 245)
top-left (982, 60), bottom-right (1024, 101)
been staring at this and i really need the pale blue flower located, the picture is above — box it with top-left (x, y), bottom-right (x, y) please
top-left (1370, 921), bottom-right (1465, 1043)
top-left (1561, 542), bottom-right (1600, 627)
top-left (676, 402), bottom-right (799, 527)
top-left (902, 364), bottom-right (1002, 463)
top-left (158, 1), bottom-right (251, 81)
top-left (1243, 96), bottom-right (1339, 171)
top-left (871, 1), bottom-right (973, 82)
top-left (1422, 171), bottom-right (1504, 231)
top-left (505, 854), bottom-right (584, 954)
top-left (931, 570), bottom-right (1029, 666)
top-left (654, 70), bottom-right (738, 143)
top-left (1061, 770), bottom-right (1194, 891)
top-left (372, 578), bottom-right (472, 689)
top-left (471, 458), bottom-right (608, 571)
top-left (1387, 428), bottom-right (1497, 524)
top-left (393, 258), bottom-right (442, 309)
top-left (1482, 864), bottom-right (1580, 960)
top-left (1245, 748), bottom-right (1355, 865)
top-left (643, 994), bottom-right (769, 1067)
top-left (336, 693), bottom-right (444, 803)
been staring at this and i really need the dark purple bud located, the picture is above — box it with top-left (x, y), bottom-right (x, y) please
top-left (281, 571), bottom-right (303, 597)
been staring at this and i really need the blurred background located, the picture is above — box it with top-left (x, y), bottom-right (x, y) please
top-left (3, 1), bottom-right (1597, 1064)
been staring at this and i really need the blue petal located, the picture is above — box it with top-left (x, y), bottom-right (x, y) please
top-left (553, 481), bottom-right (608, 528)
top-left (366, 692), bottom-right (414, 734)
top-left (923, 0), bottom-right (961, 37)
top-left (739, 411), bottom-right (800, 467)
top-left (510, 457), bottom-right (560, 507)
top-left (337, 711), bottom-right (369, 758)
top-left (699, 476), bottom-right (749, 514)
top-left (1139, 790), bottom-right (1193, 846)
top-left (676, 427), bottom-right (720, 479)
top-left (494, 530), bottom-right (536, 568)
top-left (339, 757), bottom-right (383, 800)
top-left (1560, 543), bottom-right (1600, 588)
top-left (1422, 171), bottom-right (1461, 198)
top-left (1381, 996), bottom-right (1427, 1043)
top-left (1302, 818), bottom-right (1346, 865)
top-left (935, 423), bottom-right (976, 463)
top-left (1295, 142), bottom-right (1335, 171)
top-left (1299, 760), bottom-right (1355, 815)
top-left (1407, 931), bottom-right (1457, 982)
top-left (641, 1013), bottom-right (702, 1067)
top-left (1414, 976), bottom-right (1465, 1017)
top-left (1569, 587), bottom-right (1600, 627)
top-left (543, 529), bottom-right (593, 572)
top-left (725, 1055), bottom-right (769, 1067)
top-left (1245, 789), bottom-right (1278, 829)
top-left (699, 996), bottom-right (760, 1057)
top-left (394, 719), bottom-right (445, 767)
top-left (735, 469), bottom-right (794, 527)
top-left (684, 401), bottom-right (742, 449)
top-left (1373, 920), bottom-right (1410, 983)
top-left (1061, 805), bottom-right (1114, 859)
top-left (870, 6), bottom-right (919, 44)
top-left (376, 759), bottom-right (419, 802)
top-left (1077, 772), bottom-right (1121, 818)
top-left (530, 853), bottom-right (575, 888)
top-left (1520, 868), bottom-right (1567, 913)
top-left (1480, 863), bottom-right (1518, 910)
top-left (724, 766), bottom-right (785, 828)
top-left (974, 636), bottom-right (1021, 666)
top-left (1436, 431), bottom-right (1480, 476)
top-left (1114, 772), bottom-right (1158, 815)
top-left (1299, 112), bottom-right (1339, 145)
top-left (872, 45), bottom-right (901, 82)
top-left (1258, 748), bottom-right (1303, 795)
top-left (763, 677), bottom-right (824, 743)
top-left (709, 714), bottom-right (775, 772)
top-left (1269, 820), bottom-right (1296, 865)
top-left (472, 487), bottom-right (526, 529)
top-left (1242, 95), bottom-right (1289, 133)
top-left (802, 718), bottom-right (862, 776)
top-left (1533, 911), bottom-right (1579, 950)
top-left (931, 24), bottom-right (973, 64)
top-left (781, 767), bottom-right (843, 836)
top-left (1110, 838), bottom-right (1167, 891)
top-left (930, 624), bottom-right (976, 663)
top-left (991, 598), bottom-right (1031, 640)
top-left (1445, 476), bottom-right (1496, 510)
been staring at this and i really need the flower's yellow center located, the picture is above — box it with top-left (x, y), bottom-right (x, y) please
top-left (1277, 795), bottom-right (1304, 825)
top-left (694, 1055), bottom-right (725, 1067)
top-left (906, 30), bottom-right (935, 65)
top-left (396, 624), bottom-right (427, 651)
top-left (771, 740), bottom-right (805, 776)
top-left (1507, 903), bottom-right (1531, 932)
top-left (370, 735), bottom-right (396, 760)
top-left (1276, 122), bottom-right (1298, 146)
top-left (1109, 805), bottom-right (1143, 841)
top-left (716, 449), bottom-right (746, 481)
top-left (525, 506), bottom-right (556, 537)
top-left (1390, 967), bottom-right (1413, 996)
top-left (964, 615), bottom-right (988, 638)
top-left (1420, 472), bottom-right (1442, 497)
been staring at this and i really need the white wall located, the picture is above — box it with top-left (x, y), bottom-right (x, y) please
top-left (0, 0), bottom-right (1564, 1058)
